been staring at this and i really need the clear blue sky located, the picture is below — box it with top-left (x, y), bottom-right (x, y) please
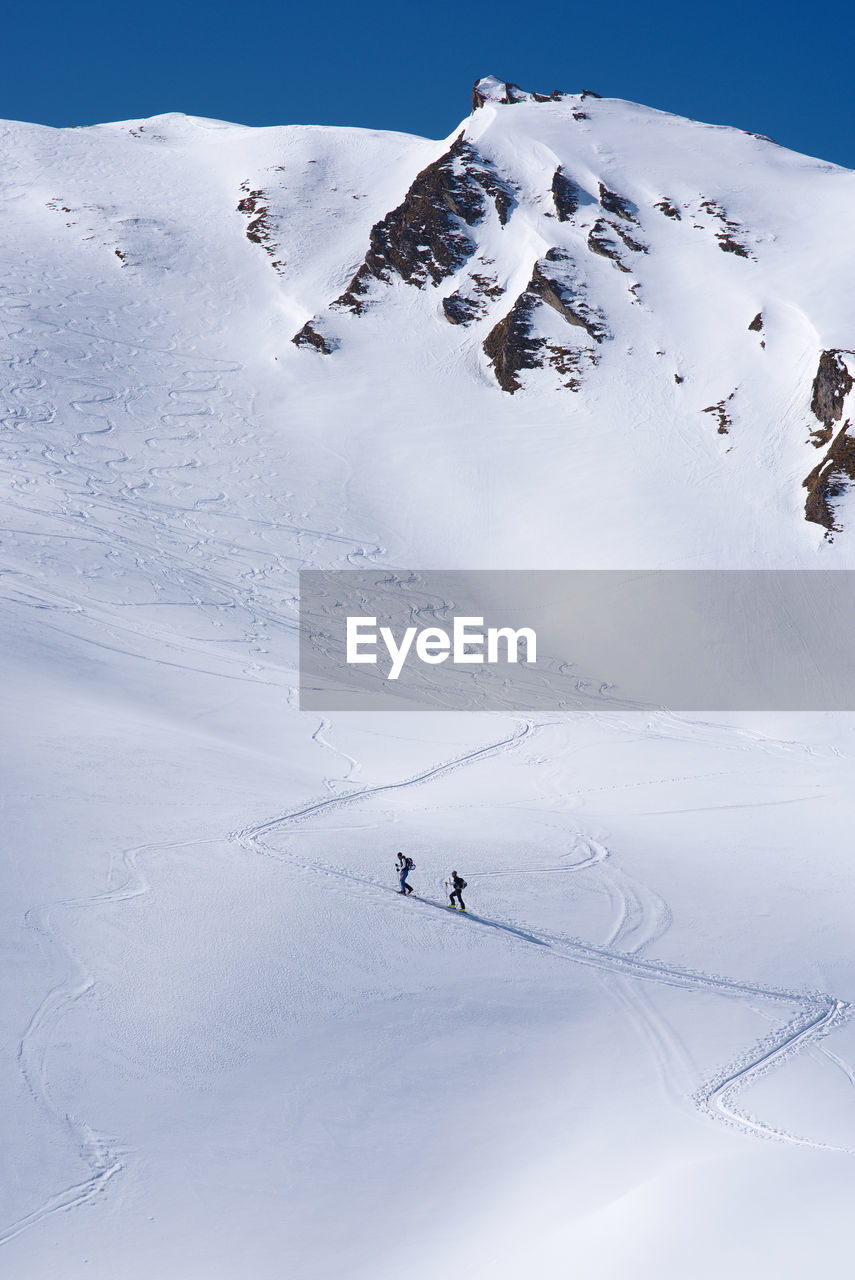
top-left (4, 0), bottom-right (854, 168)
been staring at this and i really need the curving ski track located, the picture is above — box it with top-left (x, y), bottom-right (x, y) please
top-left (3, 277), bottom-right (854, 1246)
top-left (235, 716), bottom-right (854, 1154)
top-left (0, 835), bottom-right (216, 1248)
top-left (4, 715), bottom-right (854, 1252)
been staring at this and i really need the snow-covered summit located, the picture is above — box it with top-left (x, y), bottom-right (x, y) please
top-left (4, 78), bottom-right (855, 561)
top-left (471, 74), bottom-right (570, 109)
top-left (280, 79), bottom-right (855, 545)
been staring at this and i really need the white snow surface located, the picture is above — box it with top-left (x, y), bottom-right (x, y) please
top-left (2, 88), bottom-right (855, 1278)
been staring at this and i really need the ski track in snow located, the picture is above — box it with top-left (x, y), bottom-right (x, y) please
top-left (5, 158), bottom-right (855, 1253)
top-left (0, 281), bottom-right (388, 695)
top-left (232, 717), bottom-right (854, 1154)
top-left (1, 836), bottom-right (218, 1248)
top-left (3, 427), bottom-right (851, 1241)
top-left (5, 714), bottom-right (854, 1249)
top-left (0, 277), bottom-right (402, 1247)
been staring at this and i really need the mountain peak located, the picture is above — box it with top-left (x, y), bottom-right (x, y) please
top-left (471, 75), bottom-right (567, 111)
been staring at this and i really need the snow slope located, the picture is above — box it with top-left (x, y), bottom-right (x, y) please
top-left (2, 81), bottom-right (855, 1278)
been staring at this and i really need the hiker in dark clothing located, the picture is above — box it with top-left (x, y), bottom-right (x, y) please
top-left (396, 851), bottom-right (415, 895)
top-left (445, 870), bottom-right (467, 911)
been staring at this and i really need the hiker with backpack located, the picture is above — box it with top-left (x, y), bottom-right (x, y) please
top-left (396, 851), bottom-right (415, 895)
top-left (445, 870), bottom-right (467, 912)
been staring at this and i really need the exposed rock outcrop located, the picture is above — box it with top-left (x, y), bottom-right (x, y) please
top-left (442, 294), bottom-right (481, 326)
top-left (442, 267), bottom-right (504, 326)
top-left (472, 76), bottom-right (564, 109)
top-left (483, 249), bottom-right (607, 393)
top-left (655, 198), bottom-right (681, 220)
top-left (803, 350), bottom-right (855, 533)
top-left (702, 393), bottom-right (736, 434)
top-left (530, 249), bottom-right (609, 341)
top-left (612, 222), bottom-right (647, 255)
top-left (551, 167), bottom-right (585, 221)
top-left (587, 220), bottom-right (631, 271)
top-left (698, 197), bottom-right (753, 259)
top-left (292, 321), bottom-right (334, 354)
top-left (748, 312), bottom-right (766, 347)
top-left (809, 349), bottom-right (854, 444)
top-left (483, 297), bottom-right (545, 393)
top-left (237, 186), bottom-right (285, 273)
top-left (331, 136), bottom-right (515, 314)
top-left (804, 423), bottom-right (855, 533)
top-left (717, 232), bottom-right (751, 258)
top-left (475, 167), bottom-right (515, 226)
top-left (598, 183), bottom-right (639, 223)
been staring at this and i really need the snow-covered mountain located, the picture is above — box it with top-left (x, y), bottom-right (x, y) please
top-left (293, 73), bottom-right (855, 549)
top-left (3, 78), bottom-right (855, 1279)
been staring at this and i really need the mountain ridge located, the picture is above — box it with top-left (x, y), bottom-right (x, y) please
top-left (277, 78), bottom-right (855, 537)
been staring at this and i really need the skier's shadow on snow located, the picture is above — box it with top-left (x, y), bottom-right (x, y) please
top-left (427, 902), bottom-right (548, 948)
top-left (469, 915), bottom-right (549, 947)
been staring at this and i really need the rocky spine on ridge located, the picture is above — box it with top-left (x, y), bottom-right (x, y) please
top-left (472, 76), bottom-right (564, 109)
top-left (551, 168), bottom-right (585, 221)
top-left (598, 183), bottom-right (639, 224)
top-left (697, 197), bottom-right (753, 258)
top-left (237, 185), bottom-right (285, 273)
top-left (483, 300), bottom-right (544, 393)
top-left (286, 79), bottom-right (777, 423)
top-left (328, 135), bottom-right (515, 316)
top-left (442, 265), bottom-right (505, 326)
top-left (808, 349), bottom-right (854, 445)
top-left (804, 424), bottom-right (855, 534)
top-left (804, 350), bottom-right (855, 533)
top-left (587, 220), bottom-right (632, 271)
top-left (654, 198), bottom-right (681, 220)
top-left (748, 312), bottom-right (766, 348)
top-left (530, 251), bottom-right (609, 341)
top-left (292, 321), bottom-right (334, 354)
top-left (483, 249), bottom-right (607, 393)
top-left (702, 394), bottom-right (735, 434)
top-left (288, 82), bottom-right (657, 386)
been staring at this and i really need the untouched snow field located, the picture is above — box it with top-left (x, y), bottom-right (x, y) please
top-left (2, 86), bottom-right (855, 1277)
